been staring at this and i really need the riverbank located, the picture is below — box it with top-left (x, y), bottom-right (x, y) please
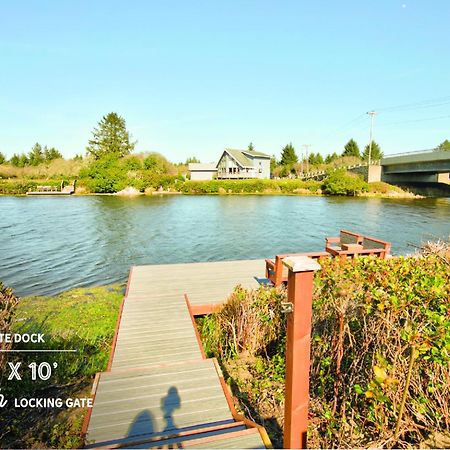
top-left (0, 178), bottom-right (423, 198)
top-left (0, 284), bottom-right (123, 448)
top-left (2, 248), bottom-right (448, 449)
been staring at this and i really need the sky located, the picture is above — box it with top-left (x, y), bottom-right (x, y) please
top-left (1, 0), bottom-right (450, 162)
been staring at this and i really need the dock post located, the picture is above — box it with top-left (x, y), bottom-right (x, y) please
top-left (282, 256), bottom-right (321, 449)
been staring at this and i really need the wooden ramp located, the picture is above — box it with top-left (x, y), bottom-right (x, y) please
top-left (84, 259), bottom-right (270, 449)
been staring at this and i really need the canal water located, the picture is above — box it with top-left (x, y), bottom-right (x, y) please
top-left (1, 195), bottom-right (449, 296)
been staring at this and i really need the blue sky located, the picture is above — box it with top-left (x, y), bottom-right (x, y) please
top-left (1, 0), bottom-right (449, 161)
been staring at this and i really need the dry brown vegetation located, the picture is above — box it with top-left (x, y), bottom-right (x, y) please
top-left (198, 253), bottom-right (450, 448)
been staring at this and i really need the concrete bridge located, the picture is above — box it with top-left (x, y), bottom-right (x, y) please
top-left (380, 149), bottom-right (450, 184)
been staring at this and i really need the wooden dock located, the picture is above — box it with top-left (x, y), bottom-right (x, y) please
top-left (84, 259), bottom-right (271, 449)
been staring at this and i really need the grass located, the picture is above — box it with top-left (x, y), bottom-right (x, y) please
top-left (0, 284), bottom-right (123, 448)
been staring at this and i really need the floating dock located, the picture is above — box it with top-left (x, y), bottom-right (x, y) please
top-left (83, 260), bottom-right (271, 449)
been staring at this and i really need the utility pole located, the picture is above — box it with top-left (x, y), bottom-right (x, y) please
top-left (302, 144), bottom-right (311, 174)
top-left (367, 111), bottom-right (377, 165)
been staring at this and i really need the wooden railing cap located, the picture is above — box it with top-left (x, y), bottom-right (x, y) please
top-left (282, 255), bottom-right (321, 273)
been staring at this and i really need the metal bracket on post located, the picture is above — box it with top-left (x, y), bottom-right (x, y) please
top-left (281, 301), bottom-right (294, 314)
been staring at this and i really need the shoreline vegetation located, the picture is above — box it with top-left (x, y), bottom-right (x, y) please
top-left (0, 165), bottom-right (421, 199)
top-left (1, 242), bottom-right (449, 448)
top-left (0, 284), bottom-right (123, 449)
top-left (1, 113), bottom-right (448, 198)
top-left (196, 246), bottom-right (450, 449)
top-left (0, 110), bottom-right (429, 198)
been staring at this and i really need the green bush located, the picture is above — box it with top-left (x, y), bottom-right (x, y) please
top-left (322, 168), bottom-right (368, 195)
top-left (0, 180), bottom-right (60, 194)
top-left (199, 255), bottom-right (450, 448)
top-left (122, 155), bottom-right (143, 171)
top-left (79, 154), bottom-right (127, 193)
top-left (181, 179), bottom-right (321, 194)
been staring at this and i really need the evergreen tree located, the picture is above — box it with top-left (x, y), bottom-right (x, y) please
top-left (362, 141), bottom-right (383, 161)
top-left (0, 152), bottom-right (5, 165)
top-left (309, 152), bottom-right (324, 165)
top-left (73, 154), bottom-right (83, 161)
top-left (86, 112), bottom-right (136, 160)
top-left (342, 139), bottom-right (360, 158)
top-left (270, 155), bottom-right (277, 173)
top-left (325, 152), bottom-right (339, 164)
top-left (9, 154), bottom-right (20, 167)
top-left (44, 146), bottom-right (62, 161)
top-left (436, 139), bottom-right (450, 151)
top-left (28, 143), bottom-right (44, 166)
top-left (8, 153), bottom-right (27, 167)
top-left (185, 156), bottom-right (200, 164)
top-left (248, 142), bottom-right (255, 152)
top-left (280, 143), bottom-right (298, 165)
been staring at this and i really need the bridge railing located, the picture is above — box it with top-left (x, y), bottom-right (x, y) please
top-left (382, 148), bottom-right (439, 159)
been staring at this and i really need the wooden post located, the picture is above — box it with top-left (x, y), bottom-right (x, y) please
top-left (282, 256), bottom-right (321, 449)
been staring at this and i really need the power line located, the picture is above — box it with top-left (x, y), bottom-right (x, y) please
top-left (378, 113), bottom-right (450, 127)
top-left (376, 95), bottom-right (450, 113)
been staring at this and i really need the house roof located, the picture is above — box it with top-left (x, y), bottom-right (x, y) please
top-left (219, 148), bottom-right (271, 168)
top-left (241, 150), bottom-right (271, 159)
top-left (188, 163), bottom-right (217, 172)
top-left (224, 149), bottom-right (253, 168)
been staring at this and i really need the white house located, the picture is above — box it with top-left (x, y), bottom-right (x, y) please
top-left (216, 149), bottom-right (271, 179)
top-left (188, 163), bottom-right (217, 181)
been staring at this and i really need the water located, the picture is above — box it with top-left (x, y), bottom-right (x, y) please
top-left (1, 195), bottom-right (449, 297)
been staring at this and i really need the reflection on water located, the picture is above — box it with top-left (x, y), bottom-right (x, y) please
top-left (0, 195), bottom-right (449, 296)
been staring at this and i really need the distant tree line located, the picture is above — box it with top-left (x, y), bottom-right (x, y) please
top-left (2, 143), bottom-right (63, 168)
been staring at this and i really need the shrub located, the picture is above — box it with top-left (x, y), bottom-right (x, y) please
top-left (0, 180), bottom-right (60, 194)
top-left (79, 154), bottom-right (127, 193)
top-left (199, 286), bottom-right (286, 359)
top-left (311, 255), bottom-right (449, 447)
top-left (122, 155), bottom-right (143, 171)
top-left (322, 168), bottom-right (368, 195)
top-left (181, 179), bottom-right (321, 194)
top-left (199, 255), bottom-right (450, 447)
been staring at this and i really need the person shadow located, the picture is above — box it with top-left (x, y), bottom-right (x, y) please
top-left (161, 386), bottom-right (182, 448)
top-left (126, 410), bottom-right (155, 445)
top-left (125, 386), bottom-right (182, 448)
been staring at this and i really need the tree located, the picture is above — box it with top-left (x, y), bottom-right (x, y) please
top-left (86, 112), bottom-right (136, 160)
top-left (270, 155), bottom-right (277, 173)
top-left (280, 143), bottom-right (298, 166)
top-left (436, 139), bottom-right (450, 151)
top-left (325, 152), bottom-right (339, 164)
top-left (143, 153), bottom-right (170, 174)
top-left (0, 152), bottom-right (5, 165)
top-left (19, 154), bottom-right (29, 167)
top-left (9, 154), bottom-right (20, 167)
top-left (309, 152), bottom-right (324, 165)
top-left (362, 141), bottom-right (383, 161)
top-left (185, 156), bottom-right (200, 164)
top-left (28, 143), bottom-right (44, 166)
top-left (248, 142), bottom-right (255, 152)
top-left (342, 139), bottom-right (360, 158)
top-left (9, 153), bottom-right (29, 167)
top-left (44, 146), bottom-right (62, 162)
